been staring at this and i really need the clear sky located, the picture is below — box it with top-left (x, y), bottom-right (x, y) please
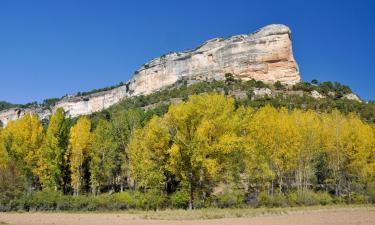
top-left (0, 0), bottom-right (374, 103)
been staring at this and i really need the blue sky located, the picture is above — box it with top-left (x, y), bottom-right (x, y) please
top-left (0, 0), bottom-right (374, 103)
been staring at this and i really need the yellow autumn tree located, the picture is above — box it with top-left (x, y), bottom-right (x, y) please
top-left (250, 106), bottom-right (300, 193)
top-left (2, 113), bottom-right (44, 186)
top-left (128, 116), bottom-right (170, 191)
top-left (235, 106), bottom-right (274, 193)
top-left (165, 93), bottom-right (239, 209)
top-left (67, 116), bottom-right (91, 196)
top-left (0, 127), bottom-right (26, 203)
top-left (320, 110), bottom-right (347, 196)
top-left (35, 108), bottom-right (66, 190)
top-left (0, 128), bottom-right (9, 169)
top-left (291, 109), bottom-right (322, 191)
top-left (340, 113), bottom-right (375, 196)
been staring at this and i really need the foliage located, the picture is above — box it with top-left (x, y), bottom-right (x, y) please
top-left (0, 91), bottom-right (374, 211)
top-left (35, 108), bottom-right (67, 190)
top-left (67, 117), bottom-right (91, 196)
top-left (0, 101), bottom-right (18, 111)
top-left (89, 119), bottom-right (117, 194)
top-left (76, 82), bottom-right (124, 96)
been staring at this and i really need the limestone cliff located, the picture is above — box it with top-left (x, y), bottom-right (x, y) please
top-left (128, 24), bottom-right (300, 96)
top-left (0, 24), bottom-right (301, 126)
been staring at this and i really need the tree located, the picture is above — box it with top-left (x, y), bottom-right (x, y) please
top-left (0, 128), bottom-right (8, 169)
top-left (67, 117), bottom-right (91, 196)
top-left (274, 81), bottom-right (285, 90)
top-left (249, 106), bottom-right (300, 193)
top-left (2, 114), bottom-right (44, 189)
top-left (225, 73), bottom-right (235, 84)
top-left (339, 113), bottom-right (374, 200)
top-left (90, 119), bottom-right (117, 194)
top-left (35, 108), bottom-right (66, 190)
top-left (165, 94), bottom-right (239, 209)
top-left (311, 79), bottom-right (319, 85)
top-left (0, 133), bottom-right (26, 204)
top-left (236, 106), bottom-right (273, 197)
top-left (110, 109), bottom-right (143, 191)
top-left (320, 110), bottom-right (347, 196)
top-left (128, 116), bottom-right (170, 192)
top-left (291, 109), bottom-right (321, 191)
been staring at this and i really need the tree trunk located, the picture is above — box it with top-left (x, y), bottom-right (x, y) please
top-left (188, 171), bottom-right (193, 210)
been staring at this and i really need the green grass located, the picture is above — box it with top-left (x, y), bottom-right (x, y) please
top-left (134, 204), bottom-right (375, 220)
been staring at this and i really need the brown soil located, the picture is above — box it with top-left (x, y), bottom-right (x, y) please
top-left (1, 208), bottom-right (374, 225)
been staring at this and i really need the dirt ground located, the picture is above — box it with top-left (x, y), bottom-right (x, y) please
top-left (1, 208), bottom-right (375, 225)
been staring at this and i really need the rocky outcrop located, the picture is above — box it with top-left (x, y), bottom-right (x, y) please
top-left (253, 88), bottom-right (272, 97)
top-left (53, 86), bottom-right (128, 117)
top-left (343, 93), bottom-right (361, 102)
top-left (128, 24), bottom-right (300, 96)
top-left (311, 90), bottom-right (325, 99)
top-left (0, 24), bottom-right (301, 126)
top-left (0, 107), bottom-right (51, 127)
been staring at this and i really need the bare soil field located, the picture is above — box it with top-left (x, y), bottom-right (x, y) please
top-left (0, 207), bottom-right (374, 225)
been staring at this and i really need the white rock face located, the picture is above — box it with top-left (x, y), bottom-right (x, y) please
top-left (343, 93), bottom-right (361, 102)
top-left (0, 24), bottom-right (301, 126)
top-left (53, 86), bottom-right (128, 117)
top-left (253, 88), bottom-right (272, 97)
top-left (0, 107), bottom-right (50, 127)
top-left (128, 24), bottom-right (300, 96)
top-left (311, 90), bottom-right (325, 99)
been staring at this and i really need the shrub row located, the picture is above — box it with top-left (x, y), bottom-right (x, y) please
top-left (1, 190), bottom-right (373, 212)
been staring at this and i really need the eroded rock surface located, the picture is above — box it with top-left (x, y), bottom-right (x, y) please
top-left (128, 24), bottom-right (300, 96)
top-left (343, 93), bottom-right (361, 102)
top-left (311, 90), bottom-right (325, 99)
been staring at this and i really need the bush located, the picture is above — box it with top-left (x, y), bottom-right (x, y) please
top-left (112, 192), bottom-right (135, 209)
top-left (287, 190), bottom-right (333, 206)
top-left (366, 182), bottom-right (375, 203)
top-left (314, 192), bottom-right (334, 205)
top-left (211, 189), bottom-right (245, 208)
top-left (349, 193), bottom-right (369, 204)
top-left (2, 191), bottom-right (165, 211)
top-left (258, 191), bottom-right (288, 207)
top-left (170, 190), bottom-right (189, 209)
top-left (274, 81), bottom-right (285, 90)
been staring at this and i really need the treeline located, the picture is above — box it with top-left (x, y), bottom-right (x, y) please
top-left (108, 79), bottom-right (374, 123)
top-left (0, 93), bottom-right (374, 211)
top-left (0, 101), bottom-right (19, 111)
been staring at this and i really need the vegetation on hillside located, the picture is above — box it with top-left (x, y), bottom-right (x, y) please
top-left (98, 78), bottom-right (374, 123)
top-left (0, 101), bottom-right (18, 111)
top-left (0, 91), bottom-right (374, 211)
top-left (76, 82), bottom-right (125, 96)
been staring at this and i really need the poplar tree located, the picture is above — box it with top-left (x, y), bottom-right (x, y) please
top-left (67, 117), bottom-right (91, 196)
top-left (2, 114), bottom-right (44, 188)
top-left (35, 108), bottom-right (66, 190)
top-left (90, 119), bottom-right (117, 194)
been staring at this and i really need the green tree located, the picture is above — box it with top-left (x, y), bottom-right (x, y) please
top-left (110, 109), bottom-right (143, 191)
top-left (90, 119), bottom-right (117, 194)
top-left (35, 108), bottom-right (66, 190)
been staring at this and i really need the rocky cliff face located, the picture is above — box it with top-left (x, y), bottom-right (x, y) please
top-left (0, 24), bottom-right (301, 126)
top-left (128, 24), bottom-right (300, 95)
